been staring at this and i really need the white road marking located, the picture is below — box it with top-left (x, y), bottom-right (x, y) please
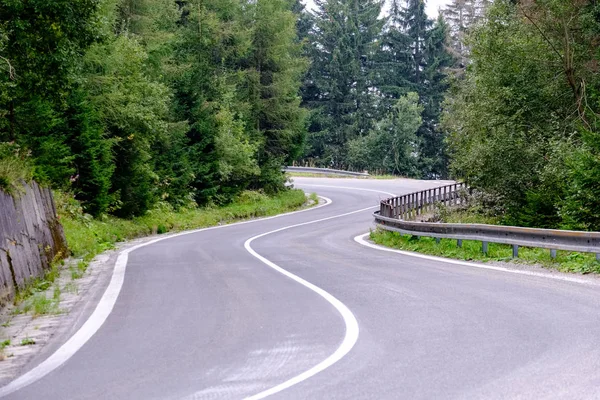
top-left (297, 184), bottom-right (396, 198)
top-left (243, 198), bottom-right (381, 400)
top-left (0, 196), bottom-right (334, 397)
top-left (354, 233), bottom-right (600, 287)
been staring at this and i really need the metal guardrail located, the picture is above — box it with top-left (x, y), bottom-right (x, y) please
top-left (375, 184), bottom-right (600, 259)
top-left (285, 166), bottom-right (370, 177)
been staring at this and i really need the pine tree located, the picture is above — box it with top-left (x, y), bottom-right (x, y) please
top-left (377, 0), bottom-right (417, 111)
top-left (0, 0), bottom-right (114, 214)
top-left (402, 0), bottom-right (431, 85)
top-left (304, 0), bottom-right (384, 168)
top-left (172, 0), bottom-right (255, 204)
top-left (420, 15), bottom-right (453, 176)
top-left (392, 0), bottom-right (451, 177)
top-left (442, 0), bottom-right (491, 70)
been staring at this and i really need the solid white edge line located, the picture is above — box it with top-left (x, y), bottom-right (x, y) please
top-left (298, 184), bottom-right (396, 198)
top-left (354, 233), bottom-right (600, 287)
top-left (243, 199), bottom-right (381, 400)
top-left (0, 195), bottom-right (334, 398)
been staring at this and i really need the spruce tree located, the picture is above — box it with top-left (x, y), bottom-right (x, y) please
top-left (246, 0), bottom-right (308, 192)
top-left (442, 0), bottom-right (491, 70)
top-left (377, 0), bottom-right (417, 112)
top-left (420, 16), bottom-right (453, 176)
top-left (305, 0), bottom-right (384, 168)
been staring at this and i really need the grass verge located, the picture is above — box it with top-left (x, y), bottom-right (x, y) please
top-left (59, 189), bottom-right (312, 263)
top-left (7, 189), bottom-right (313, 319)
top-left (370, 229), bottom-right (600, 275)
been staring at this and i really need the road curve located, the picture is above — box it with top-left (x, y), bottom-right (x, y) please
top-left (4, 177), bottom-right (600, 399)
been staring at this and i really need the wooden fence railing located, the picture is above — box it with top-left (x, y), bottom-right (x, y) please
top-left (379, 182), bottom-right (468, 220)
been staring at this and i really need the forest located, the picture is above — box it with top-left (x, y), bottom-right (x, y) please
top-left (1, 0), bottom-right (600, 231)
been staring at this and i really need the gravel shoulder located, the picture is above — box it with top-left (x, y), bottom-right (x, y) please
top-left (0, 234), bottom-right (165, 386)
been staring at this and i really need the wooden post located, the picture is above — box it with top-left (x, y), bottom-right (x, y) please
top-left (401, 196), bottom-right (405, 220)
top-left (454, 184), bottom-right (459, 205)
top-left (443, 186), bottom-right (447, 206)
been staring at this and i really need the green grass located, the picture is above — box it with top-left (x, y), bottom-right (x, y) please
top-left (13, 263), bottom-right (62, 306)
top-left (8, 189), bottom-right (313, 319)
top-left (370, 229), bottom-right (600, 274)
top-left (13, 290), bottom-right (61, 317)
top-left (60, 189), bottom-right (312, 262)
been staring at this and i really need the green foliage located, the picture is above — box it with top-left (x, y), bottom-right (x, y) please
top-left (562, 129), bottom-right (600, 231)
top-left (1, 0), bottom-right (307, 217)
top-left (303, 0), bottom-right (384, 167)
top-left (444, 0), bottom-right (600, 229)
top-left (347, 93), bottom-right (421, 175)
top-left (0, 0), bottom-right (102, 190)
top-left (301, 0), bottom-right (452, 176)
top-left (59, 188), bottom-right (309, 262)
top-left (20, 338), bottom-right (35, 346)
top-left (0, 142), bottom-right (33, 193)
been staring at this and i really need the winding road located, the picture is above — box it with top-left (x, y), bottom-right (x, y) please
top-left (4, 177), bottom-right (600, 399)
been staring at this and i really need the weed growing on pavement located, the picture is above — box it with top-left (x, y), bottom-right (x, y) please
top-left (20, 338), bottom-right (35, 346)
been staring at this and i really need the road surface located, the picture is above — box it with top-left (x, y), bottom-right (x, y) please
top-left (4, 177), bottom-right (600, 399)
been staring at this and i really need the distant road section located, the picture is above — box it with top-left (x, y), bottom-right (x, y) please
top-left (285, 166), bottom-right (369, 177)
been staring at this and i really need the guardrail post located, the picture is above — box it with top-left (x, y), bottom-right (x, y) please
top-left (435, 237), bottom-right (441, 244)
top-left (457, 239), bottom-right (462, 248)
top-left (512, 245), bottom-right (519, 258)
top-left (597, 253), bottom-right (600, 262)
top-left (550, 249), bottom-right (557, 259)
top-left (482, 241), bottom-right (488, 255)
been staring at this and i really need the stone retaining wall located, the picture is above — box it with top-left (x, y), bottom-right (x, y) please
top-left (0, 182), bottom-right (67, 305)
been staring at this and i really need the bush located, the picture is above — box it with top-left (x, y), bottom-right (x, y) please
top-left (0, 142), bottom-right (33, 194)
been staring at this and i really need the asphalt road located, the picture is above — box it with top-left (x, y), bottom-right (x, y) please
top-left (5, 177), bottom-right (600, 399)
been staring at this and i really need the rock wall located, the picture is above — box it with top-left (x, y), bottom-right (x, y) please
top-left (0, 182), bottom-right (67, 305)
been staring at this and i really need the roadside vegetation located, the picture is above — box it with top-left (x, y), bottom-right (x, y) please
top-left (57, 189), bottom-right (312, 262)
top-left (5, 188), bottom-right (313, 320)
top-left (370, 229), bottom-right (600, 275)
top-left (443, 1), bottom-right (600, 232)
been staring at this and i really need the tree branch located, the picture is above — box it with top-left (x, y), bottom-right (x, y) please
top-left (0, 55), bottom-right (15, 80)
